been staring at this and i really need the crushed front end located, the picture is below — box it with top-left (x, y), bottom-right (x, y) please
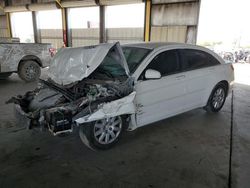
top-left (7, 42), bottom-right (135, 136)
top-left (8, 77), bottom-right (134, 136)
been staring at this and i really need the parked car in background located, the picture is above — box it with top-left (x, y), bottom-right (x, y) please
top-left (0, 41), bottom-right (55, 82)
top-left (7, 42), bottom-right (234, 150)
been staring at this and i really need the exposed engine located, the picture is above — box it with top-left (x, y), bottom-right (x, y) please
top-left (7, 77), bottom-right (134, 135)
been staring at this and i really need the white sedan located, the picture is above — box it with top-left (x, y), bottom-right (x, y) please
top-left (9, 42), bottom-right (234, 150)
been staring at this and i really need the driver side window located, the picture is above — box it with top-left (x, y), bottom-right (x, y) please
top-left (140, 49), bottom-right (180, 79)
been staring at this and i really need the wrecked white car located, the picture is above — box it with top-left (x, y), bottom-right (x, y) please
top-left (7, 42), bottom-right (234, 150)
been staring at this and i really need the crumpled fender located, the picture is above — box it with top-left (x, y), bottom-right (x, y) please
top-left (75, 91), bottom-right (136, 125)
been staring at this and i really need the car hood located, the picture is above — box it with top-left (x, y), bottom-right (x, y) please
top-left (47, 42), bottom-right (130, 85)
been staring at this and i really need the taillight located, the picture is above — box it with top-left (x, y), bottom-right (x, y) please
top-left (49, 48), bottom-right (56, 57)
top-left (230, 64), bottom-right (234, 71)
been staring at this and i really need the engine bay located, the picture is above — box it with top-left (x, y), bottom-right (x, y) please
top-left (7, 77), bottom-right (134, 135)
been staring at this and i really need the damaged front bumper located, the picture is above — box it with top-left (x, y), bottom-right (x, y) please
top-left (74, 91), bottom-right (136, 125)
top-left (13, 91), bottom-right (136, 136)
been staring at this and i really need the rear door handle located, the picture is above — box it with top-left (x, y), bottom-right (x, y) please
top-left (175, 75), bottom-right (185, 80)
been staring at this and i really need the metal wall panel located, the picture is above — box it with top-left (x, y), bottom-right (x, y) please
top-left (71, 28), bottom-right (99, 47)
top-left (37, 0), bottom-right (56, 3)
top-left (151, 26), bottom-right (168, 41)
top-left (99, 0), bottom-right (142, 6)
top-left (0, 1), bottom-right (4, 7)
top-left (40, 29), bottom-right (63, 48)
top-left (167, 26), bottom-right (187, 42)
top-left (10, 0), bottom-right (32, 6)
top-left (186, 26), bottom-right (197, 44)
top-left (41, 38), bottom-right (63, 47)
top-left (61, 0), bottom-right (96, 7)
top-left (151, 26), bottom-right (187, 42)
top-left (4, 6), bottom-right (28, 12)
top-left (150, 0), bottom-right (200, 44)
top-left (106, 28), bottom-right (144, 44)
top-left (29, 3), bottom-right (59, 11)
top-left (151, 2), bottom-right (199, 26)
top-left (0, 8), bottom-right (5, 15)
top-left (152, 0), bottom-right (198, 4)
top-left (72, 28), bottom-right (143, 46)
top-left (0, 29), bottom-right (8, 38)
top-left (72, 39), bottom-right (99, 47)
top-left (0, 16), bottom-right (7, 28)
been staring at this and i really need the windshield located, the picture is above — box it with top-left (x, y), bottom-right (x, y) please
top-left (95, 48), bottom-right (127, 78)
top-left (95, 46), bottom-right (151, 78)
top-left (123, 47), bottom-right (151, 73)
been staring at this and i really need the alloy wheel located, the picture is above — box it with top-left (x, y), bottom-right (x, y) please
top-left (93, 116), bottom-right (122, 145)
top-left (212, 88), bottom-right (225, 109)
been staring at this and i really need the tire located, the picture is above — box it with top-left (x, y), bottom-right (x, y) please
top-left (0, 72), bottom-right (12, 79)
top-left (205, 83), bottom-right (227, 113)
top-left (79, 116), bottom-right (127, 150)
top-left (18, 60), bottom-right (41, 82)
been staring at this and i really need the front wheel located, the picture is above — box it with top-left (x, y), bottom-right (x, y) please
top-left (205, 84), bottom-right (227, 112)
top-left (79, 116), bottom-right (126, 150)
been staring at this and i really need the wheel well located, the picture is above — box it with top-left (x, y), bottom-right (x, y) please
top-left (205, 80), bottom-right (229, 107)
top-left (18, 55), bottom-right (42, 71)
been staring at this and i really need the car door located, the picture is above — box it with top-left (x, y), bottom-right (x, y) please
top-left (178, 49), bottom-right (221, 109)
top-left (135, 49), bottom-right (187, 127)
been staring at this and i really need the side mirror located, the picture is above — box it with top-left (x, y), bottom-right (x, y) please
top-left (145, 69), bottom-right (161, 79)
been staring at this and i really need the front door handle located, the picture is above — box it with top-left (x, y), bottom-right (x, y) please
top-left (175, 75), bottom-right (185, 80)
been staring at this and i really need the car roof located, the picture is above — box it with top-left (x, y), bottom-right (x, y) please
top-left (122, 42), bottom-right (224, 65)
top-left (122, 42), bottom-right (197, 50)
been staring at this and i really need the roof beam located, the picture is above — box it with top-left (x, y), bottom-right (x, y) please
top-left (55, 0), bottom-right (63, 9)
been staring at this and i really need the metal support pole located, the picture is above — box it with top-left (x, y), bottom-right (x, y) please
top-left (32, 11), bottom-right (40, 43)
top-left (4, 0), bottom-right (12, 38)
top-left (99, 5), bottom-right (106, 43)
top-left (65, 9), bottom-right (72, 47)
top-left (61, 8), bottom-right (68, 47)
top-left (6, 13), bottom-right (12, 38)
top-left (144, 0), bottom-right (151, 42)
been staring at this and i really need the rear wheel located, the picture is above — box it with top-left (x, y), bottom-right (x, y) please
top-left (205, 83), bottom-right (227, 112)
top-left (79, 116), bottom-right (126, 150)
top-left (18, 60), bottom-right (41, 82)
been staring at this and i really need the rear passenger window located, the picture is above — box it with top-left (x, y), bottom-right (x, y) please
top-left (145, 50), bottom-right (180, 77)
top-left (180, 49), bottom-right (220, 71)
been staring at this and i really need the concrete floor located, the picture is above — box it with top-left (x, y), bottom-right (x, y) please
top-left (0, 64), bottom-right (249, 188)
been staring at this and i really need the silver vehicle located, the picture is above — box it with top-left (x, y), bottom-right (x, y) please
top-left (8, 42), bottom-right (234, 150)
top-left (0, 42), bottom-right (54, 82)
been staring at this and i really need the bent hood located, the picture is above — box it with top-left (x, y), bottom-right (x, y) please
top-left (48, 42), bottom-right (130, 85)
